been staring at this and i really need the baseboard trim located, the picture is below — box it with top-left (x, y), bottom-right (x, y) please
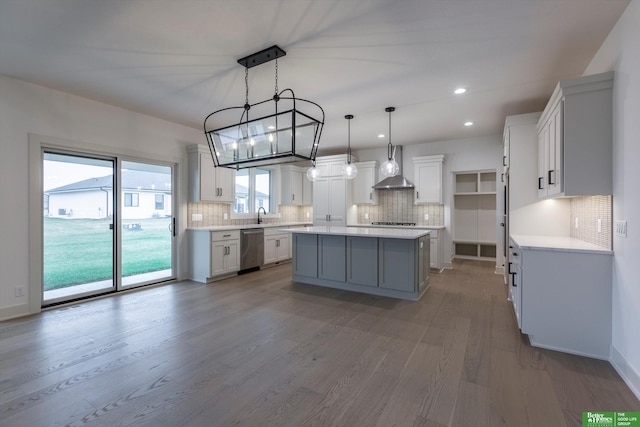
top-left (0, 304), bottom-right (30, 321)
top-left (610, 344), bottom-right (640, 401)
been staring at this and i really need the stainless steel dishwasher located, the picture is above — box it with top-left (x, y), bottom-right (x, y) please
top-left (240, 228), bottom-right (264, 272)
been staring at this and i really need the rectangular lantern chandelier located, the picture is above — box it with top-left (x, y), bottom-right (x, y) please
top-left (204, 46), bottom-right (324, 169)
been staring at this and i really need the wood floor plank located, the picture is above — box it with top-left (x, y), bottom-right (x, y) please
top-left (1, 260), bottom-right (638, 427)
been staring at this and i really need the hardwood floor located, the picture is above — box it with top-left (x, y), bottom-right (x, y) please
top-left (1, 260), bottom-right (638, 426)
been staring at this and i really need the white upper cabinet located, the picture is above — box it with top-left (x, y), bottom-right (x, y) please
top-left (280, 165), bottom-right (310, 206)
top-left (353, 161), bottom-right (378, 204)
top-left (312, 155), bottom-right (355, 226)
top-left (413, 155), bottom-right (445, 204)
top-left (187, 144), bottom-right (235, 203)
top-left (536, 72), bottom-right (613, 198)
top-left (505, 112), bottom-right (542, 210)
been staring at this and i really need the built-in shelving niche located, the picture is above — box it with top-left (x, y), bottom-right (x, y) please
top-left (453, 170), bottom-right (497, 261)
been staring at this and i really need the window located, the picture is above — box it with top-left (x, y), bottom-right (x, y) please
top-left (234, 168), bottom-right (271, 214)
top-left (155, 194), bottom-right (164, 210)
top-left (124, 192), bottom-right (139, 207)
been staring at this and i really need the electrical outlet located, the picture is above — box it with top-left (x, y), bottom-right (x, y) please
top-left (191, 213), bottom-right (203, 222)
top-left (424, 213), bottom-right (429, 221)
top-left (615, 220), bottom-right (627, 238)
top-left (15, 286), bottom-right (24, 297)
top-left (306, 212), bottom-right (310, 218)
top-left (364, 213), bottom-right (369, 220)
top-left (575, 217), bottom-right (579, 229)
top-left (597, 218), bottom-right (602, 233)
top-left (223, 213), bottom-right (228, 220)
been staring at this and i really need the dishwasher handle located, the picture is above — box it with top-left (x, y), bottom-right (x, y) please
top-left (241, 229), bottom-right (264, 235)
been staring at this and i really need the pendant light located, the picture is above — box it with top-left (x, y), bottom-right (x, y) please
top-left (341, 114), bottom-right (358, 179)
top-left (306, 159), bottom-right (321, 181)
top-left (204, 45), bottom-right (324, 170)
top-left (379, 107), bottom-right (399, 178)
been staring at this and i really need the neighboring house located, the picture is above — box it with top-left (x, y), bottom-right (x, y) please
top-left (45, 170), bottom-right (172, 220)
top-left (234, 183), bottom-right (269, 213)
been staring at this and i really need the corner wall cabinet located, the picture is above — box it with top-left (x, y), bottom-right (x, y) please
top-left (280, 165), bottom-right (312, 206)
top-left (536, 72), bottom-right (613, 198)
top-left (312, 155), bottom-right (355, 226)
top-left (352, 161), bottom-right (378, 204)
top-left (187, 144), bottom-right (235, 203)
top-left (413, 155), bottom-right (444, 204)
top-left (453, 170), bottom-right (497, 261)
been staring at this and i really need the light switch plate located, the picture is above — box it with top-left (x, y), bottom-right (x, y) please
top-left (191, 213), bottom-right (203, 222)
top-left (615, 220), bottom-right (627, 238)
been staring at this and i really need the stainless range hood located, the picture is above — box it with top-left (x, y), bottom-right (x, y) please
top-left (372, 145), bottom-right (415, 189)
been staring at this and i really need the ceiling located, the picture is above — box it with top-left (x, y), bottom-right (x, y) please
top-left (0, 1), bottom-right (629, 155)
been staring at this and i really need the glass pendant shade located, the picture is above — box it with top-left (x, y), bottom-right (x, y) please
top-left (341, 162), bottom-right (358, 179)
top-left (306, 164), bottom-right (321, 181)
top-left (379, 159), bottom-right (399, 178)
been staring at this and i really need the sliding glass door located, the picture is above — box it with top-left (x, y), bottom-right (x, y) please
top-left (43, 152), bottom-right (116, 303)
top-left (42, 151), bottom-right (176, 306)
top-left (120, 160), bottom-right (174, 289)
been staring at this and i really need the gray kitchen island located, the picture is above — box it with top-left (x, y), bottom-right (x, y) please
top-left (281, 226), bottom-right (431, 301)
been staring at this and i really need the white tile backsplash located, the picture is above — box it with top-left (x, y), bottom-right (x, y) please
top-left (355, 189), bottom-right (444, 226)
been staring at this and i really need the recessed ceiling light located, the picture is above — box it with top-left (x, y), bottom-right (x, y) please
top-left (464, 121), bottom-right (474, 127)
top-left (454, 87), bottom-right (467, 95)
top-left (378, 133), bottom-right (385, 138)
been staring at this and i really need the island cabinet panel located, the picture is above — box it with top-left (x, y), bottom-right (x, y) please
top-left (378, 238), bottom-right (416, 292)
top-left (292, 234), bottom-right (318, 278)
top-left (346, 236), bottom-right (378, 287)
top-left (318, 235), bottom-right (346, 282)
top-left (288, 226), bottom-right (430, 301)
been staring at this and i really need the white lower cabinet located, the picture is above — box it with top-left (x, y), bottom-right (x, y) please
top-left (264, 228), bottom-right (290, 265)
top-left (509, 237), bottom-right (612, 359)
top-left (210, 231), bottom-right (240, 277)
top-left (188, 230), bottom-right (240, 282)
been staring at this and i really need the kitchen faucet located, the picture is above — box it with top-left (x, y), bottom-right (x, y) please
top-left (257, 207), bottom-right (267, 224)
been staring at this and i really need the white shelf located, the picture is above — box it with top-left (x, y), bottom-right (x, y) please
top-left (453, 170), bottom-right (497, 261)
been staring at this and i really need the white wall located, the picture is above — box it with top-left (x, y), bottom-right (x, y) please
top-left (0, 75), bottom-right (202, 320)
top-left (583, 1), bottom-right (640, 398)
top-left (356, 135), bottom-right (503, 268)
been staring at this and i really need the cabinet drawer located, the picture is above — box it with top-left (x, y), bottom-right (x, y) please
top-left (264, 227), bottom-right (287, 237)
top-left (211, 230), bottom-right (240, 242)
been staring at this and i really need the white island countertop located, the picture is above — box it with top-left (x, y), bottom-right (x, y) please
top-left (187, 222), bottom-right (311, 232)
top-left (511, 234), bottom-right (613, 254)
top-left (280, 226), bottom-right (431, 239)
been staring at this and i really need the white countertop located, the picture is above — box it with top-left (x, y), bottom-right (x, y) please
top-left (280, 226), bottom-right (431, 239)
top-left (510, 234), bottom-right (613, 254)
top-left (187, 222), bottom-right (311, 232)
top-left (349, 224), bottom-right (445, 230)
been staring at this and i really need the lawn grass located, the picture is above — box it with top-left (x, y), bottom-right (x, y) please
top-left (44, 217), bottom-right (172, 291)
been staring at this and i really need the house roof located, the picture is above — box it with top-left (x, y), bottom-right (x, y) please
top-left (47, 170), bottom-right (172, 193)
